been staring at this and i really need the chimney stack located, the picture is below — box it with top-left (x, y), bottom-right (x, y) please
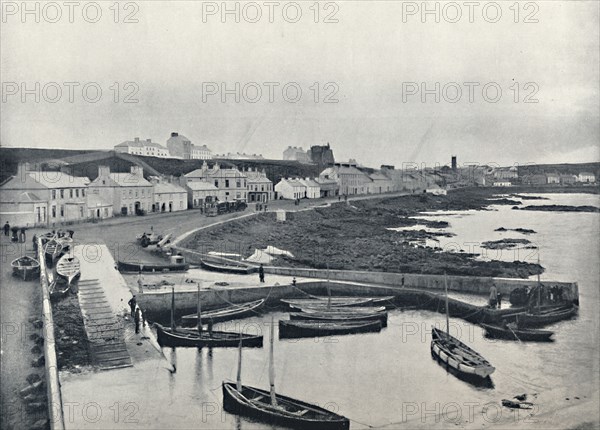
top-left (134, 137), bottom-right (140, 142)
top-left (171, 132), bottom-right (179, 137)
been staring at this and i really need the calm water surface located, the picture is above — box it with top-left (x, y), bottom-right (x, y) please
top-left (154, 193), bottom-right (599, 429)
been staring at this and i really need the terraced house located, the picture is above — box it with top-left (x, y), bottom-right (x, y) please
top-left (88, 166), bottom-right (153, 216)
top-left (150, 178), bottom-right (188, 212)
top-left (0, 163), bottom-right (89, 226)
top-left (185, 162), bottom-right (247, 202)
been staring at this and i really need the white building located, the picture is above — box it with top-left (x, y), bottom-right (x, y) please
top-left (151, 179), bottom-right (188, 212)
top-left (166, 132), bottom-right (213, 160)
top-left (114, 137), bottom-right (170, 158)
top-left (577, 172), bottom-right (596, 183)
top-left (298, 178), bottom-right (321, 199)
top-left (275, 178), bottom-right (306, 200)
top-left (425, 187), bottom-right (448, 195)
top-left (184, 181), bottom-right (219, 209)
top-left (185, 162), bottom-right (247, 202)
top-left (493, 181), bottom-right (512, 187)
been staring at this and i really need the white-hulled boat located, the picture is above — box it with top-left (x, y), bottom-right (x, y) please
top-left (55, 255), bottom-right (81, 286)
top-left (44, 239), bottom-right (63, 266)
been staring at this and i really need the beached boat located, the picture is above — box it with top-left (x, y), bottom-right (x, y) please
top-left (515, 305), bottom-right (578, 328)
top-left (290, 311), bottom-right (388, 327)
top-left (44, 239), bottom-right (63, 266)
top-left (11, 256), bottom-right (40, 280)
top-left (55, 255), bottom-right (80, 286)
top-left (222, 318), bottom-right (350, 430)
top-left (200, 259), bottom-right (257, 275)
top-left (430, 274), bottom-right (495, 381)
top-left (279, 319), bottom-right (382, 339)
top-left (281, 297), bottom-right (374, 309)
top-left (117, 259), bottom-right (189, 273)
top-left (155, 324), bottom-right (263, 347)
top-left (181, 299), bottom-right (265, 325)
top-left (480, 323), bottom-right (554, 342)
top-left (57, 236), bottom-right (73, 253)
top-left (307, 295), bottom-right (396, 307)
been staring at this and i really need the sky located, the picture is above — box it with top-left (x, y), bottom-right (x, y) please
top-left (1, 0), bottom-right (599, 168)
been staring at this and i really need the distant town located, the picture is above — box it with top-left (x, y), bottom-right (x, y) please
top-left (0, 131), bottom-right (597, 228)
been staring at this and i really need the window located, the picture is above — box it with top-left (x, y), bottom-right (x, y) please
top-left (60, 189), bottom-right (64, 199)
top-left (129, 190), bottom-right (132, 197)
top-left (135, 190), bottom-right (138, 198)
top-left (215, 180), bottom-right (219, 187)
top-left (79, 206), bottom-right (84, 218)
top-left (52, 190), bottom-right (56, 199)
top-left (60, 205), bottom-right (64, 217)
top-left (236, 181), bottom-right (241, 188)
top-left (70, 189), bottom-right (73, 198)
top-left (225, 180), bottom-right (230, 188)
top-left (82, 189), bottom-right (85, 197)
top-left (52, 206), bottom-right (56, 218)
top-left (75, 189), bottom-right (79, 198)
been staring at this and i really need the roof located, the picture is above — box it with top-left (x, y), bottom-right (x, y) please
top-left (298, 179), bottom-right (320, 187)
top-left (579, 172), bottom-right (595, 176)
top-left (28, 172), bottom-right (89, 189)
top-left (246, 171), bottom-right (272, 183)
top-left (153, 182), bottom-right (187, 194)
top-left (277, 179), bottom-right (305, 188)
top-left (108, 173), bottom-right (152, 187)
top-left (116, 140), bottom-right (167, 149)
top-left (185, 168), bottom-right (246, 179)
top-left (186, 181), bottom-right (218, 191)
top-left (0, 190), bottom-right (45, 203)
top-left (369, 172), bottom-right (391, 181)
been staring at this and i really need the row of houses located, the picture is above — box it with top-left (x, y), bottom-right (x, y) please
top-left (518, 172), bottom-right (596, 186)
top-left (114, 132), bottom-right (214, 160)
top-left (0, 162), bottom-right (275, 227)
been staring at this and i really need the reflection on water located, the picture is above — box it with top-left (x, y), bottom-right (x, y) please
top-left (151, 193), bottom-right (599, 429)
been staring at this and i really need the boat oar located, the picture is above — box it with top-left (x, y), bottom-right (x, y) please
top-left (506, 323), bottom-right (522, 344)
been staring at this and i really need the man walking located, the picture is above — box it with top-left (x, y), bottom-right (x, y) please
top-left (259, 264), bottom-right (265, 283)
top-left (3, 221), bottom-right (10, 236)
top-left (128, 295), bottom-right (137, 318)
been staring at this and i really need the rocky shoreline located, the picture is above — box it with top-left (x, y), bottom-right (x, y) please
top-left (515, 204), bottom-right (600, 213)
top-left (183, 188), bottom-right (543, 278)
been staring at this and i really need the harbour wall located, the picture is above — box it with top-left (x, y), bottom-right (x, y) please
top-left (37, 239), bottom-right (65, 430)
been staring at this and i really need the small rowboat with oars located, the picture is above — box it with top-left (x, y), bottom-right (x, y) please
top-left (11, 256), bottom-right (40, 280)
top-left (55, 255), bottom-right (81, 286)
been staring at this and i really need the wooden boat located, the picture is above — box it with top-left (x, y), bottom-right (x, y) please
top-left (57, 237), bottom-right (73, 253)
top-left (155, 324), bottom-right (263, 348)
top-left (516, 306), bottom-right (578, 328)
top-left (44, 239), bottom-right (63, 266)
top-left (281, 297), bottom-right (374, 309)
top-left (55, 255), bottom-right (80, 286)
top-left (431, 274), bottom-right (495, 381)
top-left (290, 311), bottom-right (388, 327)
top-left (279, 319), bottom-right (382, 339)
top-left (200, 259), bottom-right (257, 275)
top-left (222, 318), bottom-right (350, 430)
top-left (136, 232), bottom-right (163, 247)
top-left (11, 256), bottom-right (40, 280)
top-left (156, 285), bottom-right (263, 348)
top-left (480, 323), bottom-right (554, 342)
top-left (298, 305), bottom-right (387, 314)
top-left (117, 260), bottom-right (189, 273)
top-left (306, 295), bottom-right (396, 307)
top-left (48, 271), bottom-right (71, 299)
top-left (181, 299), bottom-right (265, 325)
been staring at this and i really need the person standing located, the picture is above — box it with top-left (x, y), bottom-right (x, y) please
top-left (489, 284), bottom-right (498, 309)
top-left (32, 234), bottom-right (38, 253)
top-left (19, 227), bottom-right (26, 243)
top-left (259, 264), bottom-right (265, 283)
top-left (67, 229), bottom-right (74, 239)
top-left (128, 295), bottom-right (137, 318)
top-left (11, 226), bottom-right (19, 242)
top-left (3, 221), bottom-right (10, 236)
top-left (134, 307), bottom-right (142, 334)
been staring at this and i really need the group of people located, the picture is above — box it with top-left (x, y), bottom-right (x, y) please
top-left (254, 203), bottom-right (268, 212)
top-left (3, 222), bottom-right (27, 243)
top-left (128, 295), bottom-right (145, 334)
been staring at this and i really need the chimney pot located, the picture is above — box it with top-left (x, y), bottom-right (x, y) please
top-left (134, 137), bottom-right (139, 142)
top-left (171, 132), bottom-right (178, 137)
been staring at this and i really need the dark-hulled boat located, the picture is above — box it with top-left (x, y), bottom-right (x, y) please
top-left (297, 305), bottom-right (386, 314)
top-left (44, 239), bottom-right (63, 266)
top-left (516, 305), bottom-right (578, 328)
top-left (181, 299), bottom-right (265, 325)
top-left (480, 323), bottom-right (554, 342)
top-left (222, 318), bottom-right (350, 430)
top-left (200, 259), bottom-right (257, 274)
top-left (290, 311), bottom-right (388, 327)
top-left (117, 259), bottom-right (189, 273)
top-left (281, 297), bottom-right (374, 308)
top-left (155, 324), bottom-right (263, 348)
top-left (279, 319), bottom-right (382, 339)
top-left (55, 255), bottom-right (80, 286)
top-left (11, 256), bottom-right (40, 280)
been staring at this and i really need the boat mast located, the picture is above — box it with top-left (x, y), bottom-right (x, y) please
top-left (269, 316), bottom-right (278, 406)
top-left (327, 263), bottom-right (331, 310)
top-left (236, 334), bottom-right (243, 391)
top-left (170, 287), bottom-right (176, 331)
top-left (197, 283), bottom-right (202, 334)
top-left (537, 253), bottom-right (541, 313)
top-left (444, 273), bottom-right (449, 337)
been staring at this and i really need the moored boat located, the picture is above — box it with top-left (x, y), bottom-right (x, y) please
top-left (279, 319), bottom-right (382, 339)
top-left (200, 259), bottom-right (258, 274)
top-left (44, 239), bottom-right (63, 266)
top-left (281, 297), bottom-right (374, 308)
top-left (117, 259), bottom-right (189, 273)
top-left (155, 324), bottom-right (263, 348)
top-left (307, 295), bottom-right (396, 307)
top-left (181, 299), bottom-right (265, 325)
top-left (297, 305), bottom-right (386, 314)
top-left (515, 305), bottom-right (578, 328)
top-left (222, 318), bottom-right (350, 430)
top-left (56, 255), bottom-right (81, 286)
top-left (290, 311), bottom-right (388, 327)
top-left (11, 256), bottom-right (40, 280)
top-left (480, 323), bottom-right (554, 342)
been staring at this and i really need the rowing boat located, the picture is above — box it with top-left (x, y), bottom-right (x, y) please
top-left (431, 327), bottom-right (495, 379)
top-left (480, 323), bottom-right (554, 342)
top-left (515, 306), bottom-right (578, 328)
top-left (117, 260), bottom-right (189, 273)
top-left (289, 311), bottom-right (388, 327)
top-left (56, 255), bottom-right (80, 286)
top-left (279, 319), bottom-right (382, 338)
top-left (307, 295), bottom-right (396, 307)
top-left (298, 306), bottom-right (387, 314)
top-left (11, 256), bottom-right (40, 280)
top-left (155, 324), bottom-right (263, 348)
top-left (181, 299), bottom-right (265, 325)
top-left (222, 318), bottom-right (350, 430)
top-left (281, 297), bottom-right (374, 308)
top-left (200, 259), bottom-right (258, 275)
top-left (44, 239), bottom-right (63, 266)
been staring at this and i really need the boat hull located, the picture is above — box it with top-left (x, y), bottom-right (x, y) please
top-left (480, 323), bottom-right (554, 342)
top-left (222, 383), bottom-right (350, 430)
top-left (516, 306), bottom-right (577, 328)
top-left (430, 328), bottom-right (495, 380)
top-left (117, 260), bottom-right (189, 273)
top-left (279, 320), bottom-right (382, 339)
top-left (11, 257), bottom-right (40, 280)
top-left (181, 299), bottom-right (265, 325)
top-left (200, 260), bottom-right (257, 274)
top-left (155, 324), bottom-right (263, 348)
top-left (290, 312), bottom-right (388, 327)
top-left (281, 298), bottom-right (374, 308)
